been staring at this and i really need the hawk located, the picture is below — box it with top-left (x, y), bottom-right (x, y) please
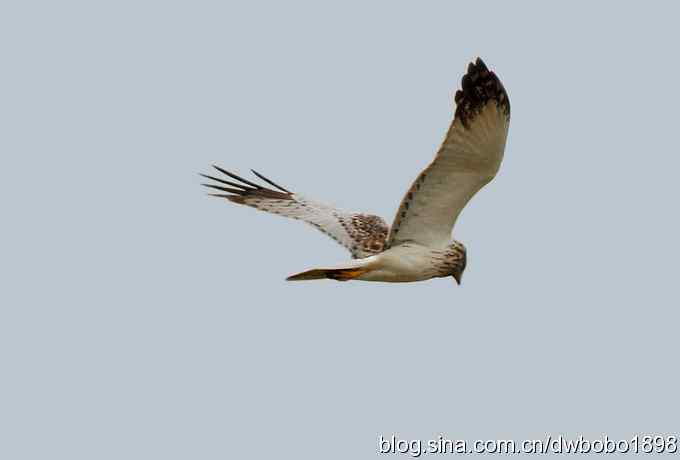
top-left (202, 58), bottom-right (510, 283)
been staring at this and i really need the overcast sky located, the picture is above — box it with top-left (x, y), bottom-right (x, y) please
top-left (2, 1), bottom-right (679, 459)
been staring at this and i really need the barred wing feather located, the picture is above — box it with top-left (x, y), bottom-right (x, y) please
top-left (201, 166), bottom-right (388, 259)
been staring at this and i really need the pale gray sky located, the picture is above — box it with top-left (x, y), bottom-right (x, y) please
top-left (2, 1), bottom-right (679, 459)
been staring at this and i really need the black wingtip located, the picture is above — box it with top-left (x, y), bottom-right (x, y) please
top-left (201, 165), bottom-right (293, 201)
top-left (212, 165), bottom-right (262, 189)
top-left (206, 193), bottom-right (234, 199)
top-left (200, 172), bottom-right (253, 191)
top-left (250, 169), bottom-right (291, 193)
top-left (454, 58), bottom-right (510, 128)
top-left (201, 183), bottom-right (246, 194)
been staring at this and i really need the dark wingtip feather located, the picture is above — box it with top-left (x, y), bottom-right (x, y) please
top-left (454, 57), bottom-right (510, 128)
top-left (200, 173), bottom-right (252, 190)
top-left (201, 183), bottom-right (246, 195)
top-left (250, 169), bottom-right (291, 193)
top-left (212, 165), bottom-right (261, 189)
top-left (206, 192), bottom-right (244, 203)
top-left (201, 165), bottom-right (293, 202)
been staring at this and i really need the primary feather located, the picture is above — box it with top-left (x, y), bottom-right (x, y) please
top-left (201, 166), bottom-right (388, 259)
top-left (387, 58), bottom-right (510, 250)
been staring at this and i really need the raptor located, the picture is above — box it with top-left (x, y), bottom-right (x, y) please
top-left (202, 58), bottom-right (510, 284)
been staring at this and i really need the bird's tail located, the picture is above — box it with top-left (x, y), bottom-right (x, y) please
top-left (286, 265), bottom-right (370, 282)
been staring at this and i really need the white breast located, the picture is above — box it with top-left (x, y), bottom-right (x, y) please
top-left (357, 244), bottom-right (439, 282)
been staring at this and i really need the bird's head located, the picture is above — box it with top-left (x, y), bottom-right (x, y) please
top-left (449, 241), bottom-right (467, 285)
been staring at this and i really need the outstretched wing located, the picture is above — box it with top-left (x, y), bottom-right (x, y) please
top-left (201, 166), bottom-right (389, 259)
top-left (387, 58), bottom-right (510, 250)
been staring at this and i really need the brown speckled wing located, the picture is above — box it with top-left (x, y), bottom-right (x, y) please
top-left (387, 58), bottom-right (510, 250)
top-left (201, 166), bottom-right (389, 259)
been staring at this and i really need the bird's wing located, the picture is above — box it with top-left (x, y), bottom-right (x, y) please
top-left (202, 166), bottom-right (389, 259)
top-left (387, 58), bottom-right (511, 250)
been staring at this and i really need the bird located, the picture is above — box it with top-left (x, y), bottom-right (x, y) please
top-left (201, 57), bottom-right (510, 284)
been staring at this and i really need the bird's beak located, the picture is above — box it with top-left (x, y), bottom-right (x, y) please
top-left (453, 272), bottom-right (462, 285)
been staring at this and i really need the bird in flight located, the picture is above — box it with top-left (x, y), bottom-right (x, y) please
top-left (202, 58), bottom-right (510, 284)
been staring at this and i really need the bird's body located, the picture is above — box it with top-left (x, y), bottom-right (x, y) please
top-left (202, 58), bottom-right (510, 284)
top-left (354, 243), bottom-right (467, 283)
top-left (285, 242), bottom-right (466, 283)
